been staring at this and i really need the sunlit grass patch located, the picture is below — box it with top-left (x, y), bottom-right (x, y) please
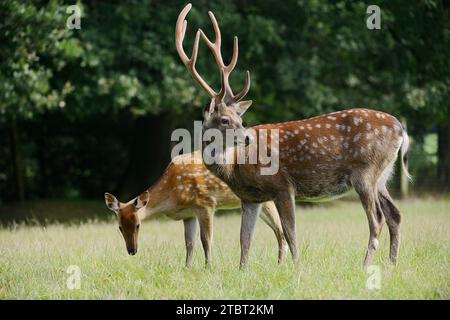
top-left (0, 197), bottom-right (448, 299)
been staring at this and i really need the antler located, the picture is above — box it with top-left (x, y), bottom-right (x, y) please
top-left (175, 3), bottom-right (251, 104)
top-left (175, 4), bottom-right (217, 98)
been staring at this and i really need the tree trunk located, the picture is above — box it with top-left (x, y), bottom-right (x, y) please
top-left (438, 123), bottom-right (450, 192)
top-left (35, 119), bottom-right (49, 198)
top-left (116, 113), bottom-right (175, 200)
top-left (10, 117), bottom-right (25, 202)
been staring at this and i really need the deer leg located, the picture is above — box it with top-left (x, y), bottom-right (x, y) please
top-left (274, 191), bottom-right (298, 263)
top-left (375, 198), bottom-right (386, 235)
top-left (378, 186), bottom-right (402, 265)
top-left (183, 217), bottom-right (198, 268)
top-left (353, 179), bottom-right (381, 268)
top-left (260, 201), bottom-right (288, 264)
top-left (198, 208), bottom-right (214, 268)
top-left (240, 202), bottom-right (262, 269)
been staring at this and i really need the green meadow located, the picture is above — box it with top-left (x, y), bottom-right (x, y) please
top-left (0, 197), bottom-right (448, 299)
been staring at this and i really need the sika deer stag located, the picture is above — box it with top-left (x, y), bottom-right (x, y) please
top-left (104, 151), bottom-right (287, 267)
top-left (175, 4), bottom-right (411, 268)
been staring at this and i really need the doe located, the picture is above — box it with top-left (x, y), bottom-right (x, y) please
top-left (104, 151), bottom-right (287, 267)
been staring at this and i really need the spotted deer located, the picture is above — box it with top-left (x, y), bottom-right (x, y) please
top-left (175, 4), bottom-right (411, 268)
top-left (104, 151), bottom-right (287, 268)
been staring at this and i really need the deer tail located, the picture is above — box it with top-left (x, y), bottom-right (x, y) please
top-left (401, 127), bottom-right (412, 181)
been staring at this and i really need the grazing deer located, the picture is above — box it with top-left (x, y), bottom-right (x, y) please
top-left (175, 4), bottom-right (411, 268)
top-left (104, 151), bottom-right (287, 268)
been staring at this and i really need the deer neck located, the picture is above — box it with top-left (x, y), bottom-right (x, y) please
top-left (201, 138), bottom-right (237, 183)
top-left (139, 174), bottom-right (173, 220)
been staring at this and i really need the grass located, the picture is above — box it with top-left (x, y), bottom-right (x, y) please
top-left (0, 197), bottom-right (449, 299)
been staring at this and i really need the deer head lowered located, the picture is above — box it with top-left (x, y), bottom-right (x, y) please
top-left (175, 3), bottom-right (411, 269)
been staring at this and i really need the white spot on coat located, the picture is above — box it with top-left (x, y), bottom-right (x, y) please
top-left (353, 116), bottom-right (363, 126)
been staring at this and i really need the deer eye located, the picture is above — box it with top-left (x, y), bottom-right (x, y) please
top-left (221, 117), bottom-right (230, 125)
top-left (136, 224), bottom-right (140, 230)
top-left (119, 226), bottom-right (123, 232)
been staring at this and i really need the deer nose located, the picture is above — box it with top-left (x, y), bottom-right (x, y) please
top-left (128, 249), bottom-right (137, 255)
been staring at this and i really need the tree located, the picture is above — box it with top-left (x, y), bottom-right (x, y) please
top-left (1, 0), bottom-right (448, 203)
top-left (0, 1), bottom-right (83, 201)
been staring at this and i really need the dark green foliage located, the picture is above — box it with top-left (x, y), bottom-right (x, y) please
top-left (0, 0), bottom-right (449, 202)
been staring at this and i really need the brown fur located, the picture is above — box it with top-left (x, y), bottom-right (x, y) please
top-left (202, 107), bottom-right (407, 268)
top-left (105, 151), bottom-right (287, 267)
top-left (174, 4), bottom-right (408, 268)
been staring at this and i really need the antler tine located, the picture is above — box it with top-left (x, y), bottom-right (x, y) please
top-left (175, 4), bottom-right (191, 64)
top-left (216, 48), bottom-right (249, 104)
top-left (231, 70), bottom-right (251, 103)
top-left (199, 11), bottom-right (243, 103)
top-left (175, 3), bottom-right (217, 98)
top-left (203, 11), bottom-right (222, 49)
top-left (182, 20), bottom-right (187, 40)
top-left (226, 36), bottom-right (239, 73)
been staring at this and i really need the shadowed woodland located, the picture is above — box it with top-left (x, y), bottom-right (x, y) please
top-left (0, 1), bottom-right (449, 219)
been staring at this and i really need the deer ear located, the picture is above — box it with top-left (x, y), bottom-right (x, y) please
top-left (203, 100), bottom-right (215, 120)
top-left (134, 191), bottom-right (149, 209)
top-left (234, 100), bottom-right (252, 116)
top-left (104, 192), bottom-right (119, 214)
